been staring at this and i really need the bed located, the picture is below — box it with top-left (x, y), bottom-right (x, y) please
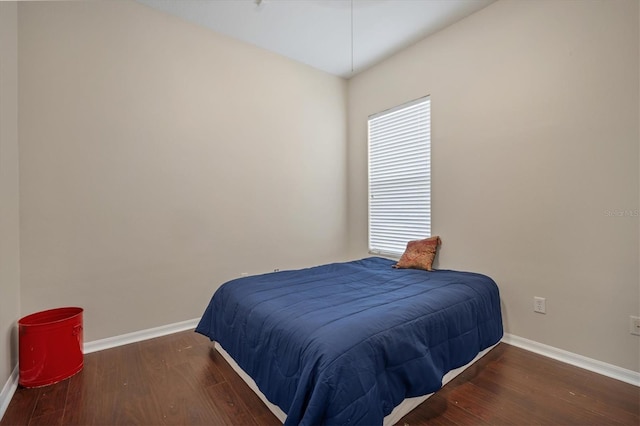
top-left (196, 256), bottom-right (503, 425)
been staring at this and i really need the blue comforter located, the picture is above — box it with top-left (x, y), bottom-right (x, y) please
top-left (196, 257), bottom-right (503, 425)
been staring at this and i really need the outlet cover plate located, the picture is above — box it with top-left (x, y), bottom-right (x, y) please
top-left (534, 296), bottom-right (546, 314)
top-left (630, 316), bottom-right (640, 336)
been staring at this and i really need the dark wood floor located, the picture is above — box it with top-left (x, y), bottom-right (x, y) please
top-left (1, 330), bottom-right (638, 426)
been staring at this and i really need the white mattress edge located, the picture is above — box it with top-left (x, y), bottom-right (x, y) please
top-left (214, 341), bottom-right (500, 425)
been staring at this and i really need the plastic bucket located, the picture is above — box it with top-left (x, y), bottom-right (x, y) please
top-left (18, 307), bottom-right (84, 388)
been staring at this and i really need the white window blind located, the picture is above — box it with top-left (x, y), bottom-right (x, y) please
top-left (368, 96), bottom-right (431, 257)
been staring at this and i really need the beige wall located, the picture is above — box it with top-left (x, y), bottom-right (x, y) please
top-left (0, 1), bottom-right (21, 391)
top-left (348, 0), bottom-right (640, 372)
top-left (18, 1), bottom-right (348, 342)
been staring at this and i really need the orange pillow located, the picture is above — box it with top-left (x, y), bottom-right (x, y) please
top-left (394, 236), bottom-right (441, 271)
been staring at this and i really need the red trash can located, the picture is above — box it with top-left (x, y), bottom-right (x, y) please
top-left (18, 307), bottom-right (84, 388)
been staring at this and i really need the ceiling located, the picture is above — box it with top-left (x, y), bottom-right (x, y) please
top-left (137, 0), bottom-right (495, 79)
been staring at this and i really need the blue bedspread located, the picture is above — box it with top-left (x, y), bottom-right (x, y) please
top-left (196, 257), bottom-right (503, 425)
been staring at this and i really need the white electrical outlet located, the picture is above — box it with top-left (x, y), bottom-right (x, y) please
top-left (630, 316), bottom-right (640, 336)
top-left (533, 297), bottom-right (546, 314)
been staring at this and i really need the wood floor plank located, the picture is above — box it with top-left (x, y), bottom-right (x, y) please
top-left (27, 410), bottom-right (63, 426)
top-left (61, 388), bottom-right (96, 426)
top-left (0, 387), bottom-right (42, 426)
top-left (2, 331), bottom-right (638, 426)
top-left (398, 392), bottom-right (486, 426)
top-left (29, 381), bottom-right (68, 420)
top-left (484, 360), bottom-right (637, 425)
top-left (582, 370), bottom-right (640, 416)
top-left (205, 381), bottom-right (258, 426)
top-left (470, 367), bottom-right (614, 425)
top-left (151, 361), bottom-right (226, 426)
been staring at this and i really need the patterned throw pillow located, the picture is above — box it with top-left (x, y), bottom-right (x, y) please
top-left (394, 236), bottom-right (441, 271)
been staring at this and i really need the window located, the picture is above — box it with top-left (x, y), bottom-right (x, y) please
top-left (368, 96), bottom-right (431, 257)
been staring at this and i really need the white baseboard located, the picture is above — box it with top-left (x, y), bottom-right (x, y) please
top-left (83, 318), bottom-right (200, 354)
top-left (502, 333), bottom-right (640, 387)
top-left (0, 364), bottom-right (18, 421)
